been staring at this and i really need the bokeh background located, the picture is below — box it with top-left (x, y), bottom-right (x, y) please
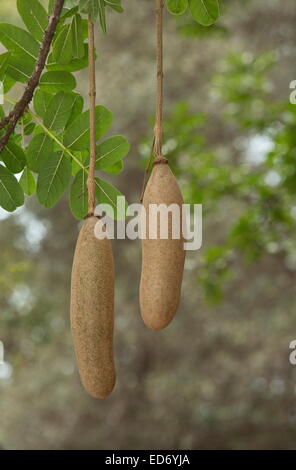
top-left (1, 0), bottom-right (296, 449)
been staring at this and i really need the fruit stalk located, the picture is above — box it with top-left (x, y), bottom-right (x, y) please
top-left (86, 17), bottom-right (97, 216)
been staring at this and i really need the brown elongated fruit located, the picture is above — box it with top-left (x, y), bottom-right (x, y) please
top-left (70, 216), bottom-right (115, 398)
top-left (140, 161), bottom-right (186, 330)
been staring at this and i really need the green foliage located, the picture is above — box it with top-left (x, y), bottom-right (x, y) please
top-left (19, 167), bottom-right (36, 196)
top-left (69, 135), bottom-right (128, 219)
top-left (166, 0), bottom-right (188, 16)
top-left (78, 0), bottom-right (124, 32)
top-left (67, 94), bottom-right (84, 125)
top-left (33, 90), bottom-right (51, 118)
top-left (39, 71), bottom-right (76, 92)
top-left (1, 142), bottom-right (26, 173)
top-left (43, 92), bottom-right (76, 130)
top-left (7, 55), bottom-right (34, 83)
top-left (71, 14), bottom-right (85, 58)
top-left (189, 0), bottom-right (220, 26)
top-left (17, 0), bottom-right (48, 42)
top-left (0, 52), bottom-right (10, 80)
top-left (52, 24), bottom-right (73, 65)
top-left (26, 133), bottom-right (54, 172)
top-left (47, 45), bottom-right (89, 72)
top-left (63, 105), bottom-right (112, 150)
top-left (0, 165), bottom-right (24, 212)
top-left (166, 0), bottom-right (221, 26)
top-left (70, 169), bottom-right (88, 218)
top-left (95, 176), bottom-right (125, 219)
top-left (0, 0), bottom-right (220, 220)
top-left (37, 151), bottom-right (72, 208)
top-left (0, 0), bottom-right (130, 218)
top-left (95, 136), bottom-right (130, 170)
top-left (0, 23), bottom-right (39, 64)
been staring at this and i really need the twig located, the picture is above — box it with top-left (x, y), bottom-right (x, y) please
top-left (86, 17), bottom-right (97, 217)
top-left (0, 0), bottom-right (65, 153)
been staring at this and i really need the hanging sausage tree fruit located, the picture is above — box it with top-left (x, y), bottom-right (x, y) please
top-left (0, 0), bottom-right (220, 398)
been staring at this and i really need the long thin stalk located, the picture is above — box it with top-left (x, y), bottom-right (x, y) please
top-left (139, 0), bottom-right (165, 201)
top-left (154, 0), bottom-right (164, 159)
top-left (86, 17), bottom-right (97, 216)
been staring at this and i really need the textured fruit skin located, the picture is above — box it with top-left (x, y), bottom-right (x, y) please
top-left (70, 216), bottom-right (115, 398)
top-left (140, 163), bottom-right (186, 330)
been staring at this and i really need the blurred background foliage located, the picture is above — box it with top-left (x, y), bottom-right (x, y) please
top-left (1, 0), bottom-right (296, 449)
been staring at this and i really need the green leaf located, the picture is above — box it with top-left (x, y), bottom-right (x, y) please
top-left (189, 0), bottom-right (220, 26)
top-left (166, 0), bottom-right (188, 15)
top-left (20, 167), bottom-right (36, 196)
top-left (39, 71), bottom-right (76, 92)
top-left (37, 151), bottom-right (71, 208)
top-left (71, 150), bottom-right (88, 175)
top-left (1, 142), bottom-right (26, 173)
top-left (44, 92), bottom-right (75, 131)
top-left (53, 24), bottom-right (73, 65)
top-left (104, 159), bottom-right (123, 174)
top-left (6, 55), bottom-right (34, 83)
top-left (33, 89), bottom-right (52, 118)
top-left (0, 24), bottom-right (39, 64)
top-left (70, 169), bottom-right (88, 219)
top-left (105, 0), bottom-right (124, 13)
top-left (66, 93), bottom-right (84, 127)
top-left (0, 52), bottom-right (10, 80)
top-left (95, 177), bottom-right (125, 219)
top-left (0, 55), bottom-right (14, 98)
top-left (0, 165), bottom-right (24, 212)
top-left (64, 0), bottom-right (80, 10)
top-left (61, 6), bottom-right (79, 20)
top-left (47, 44), bottom-right (89, 72)
top-left (26, 133), bottom-right (54, 172)
top-left (0, 107), bottom-right (4, 119)
top-left (79, 0), bottom-right (99, 21)
top-left (17, 0), bottom-right (48, 42)
top-left (24, 122), bottom-right (36, 136)
top-left (63, 105), bottom-right (113, 150)
top-left (71, 14), bottom-right (85, 58)
top-left (21, 113), bottom-right (32, 125)
top-left (95, 136), bottom-right (130, 170)
top-left (98, 0), bottom-right (107, 33)
top-left (50, 0), bottom-right (75, 15)
top-left (2, 75), bottom-right (16, 93)
top-left (70, 169), bottom-right (126, 219)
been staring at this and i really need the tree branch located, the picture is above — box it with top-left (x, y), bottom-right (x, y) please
top-left (0, 0), bottom-right (65, 154)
